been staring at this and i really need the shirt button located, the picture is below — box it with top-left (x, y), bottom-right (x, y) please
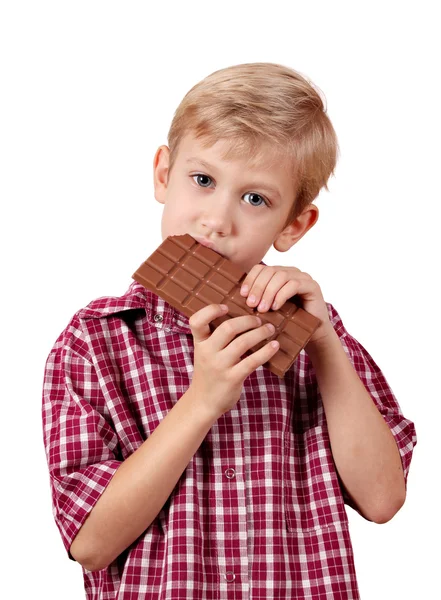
top-left (224, 571), bottom-right (236, 583)
top-left (225, 468), bottom-right (236, 479)
top-left (153, 314), bottom-right (163, 323)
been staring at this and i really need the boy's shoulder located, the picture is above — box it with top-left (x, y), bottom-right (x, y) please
top-left (47, 282), bottom-right (150, 357)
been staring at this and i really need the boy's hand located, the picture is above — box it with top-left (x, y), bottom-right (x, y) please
top-left (240, 264), bottom-right (334, 347)
top-left (188, 304), bottom-right (279, 417)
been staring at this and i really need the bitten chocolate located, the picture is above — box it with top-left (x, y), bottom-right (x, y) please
top-left (132, 234), bottom-right (321, 377)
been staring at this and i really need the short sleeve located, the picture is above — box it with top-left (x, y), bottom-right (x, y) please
top-left (326, 303), bottom-right (417, 509)
top-left (42, 318), bottom-right (122, 561)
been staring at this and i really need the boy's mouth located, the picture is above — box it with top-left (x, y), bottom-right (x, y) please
top-left (192, 235), bottom-right (225, 258)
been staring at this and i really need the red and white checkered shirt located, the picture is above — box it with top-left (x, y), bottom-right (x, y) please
top-left (42, 280), bottom-right (417, 599)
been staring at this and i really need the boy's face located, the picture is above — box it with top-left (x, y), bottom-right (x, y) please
top-left (153, 133), bottom-right (318, 273)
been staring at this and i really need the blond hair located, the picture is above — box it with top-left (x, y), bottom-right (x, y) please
top-left (167, 62), bottom-right (339, 228)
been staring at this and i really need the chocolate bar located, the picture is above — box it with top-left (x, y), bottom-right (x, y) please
top-left (132, 234), bottom-right (321, 377)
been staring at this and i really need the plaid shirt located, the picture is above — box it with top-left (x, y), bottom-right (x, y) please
top-left (42, 280), bottom-right (417, 600)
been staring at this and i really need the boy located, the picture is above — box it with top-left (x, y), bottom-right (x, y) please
top-left (42, 62), bottom-right (417, 599)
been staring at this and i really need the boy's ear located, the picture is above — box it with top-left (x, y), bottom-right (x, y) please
top-left (153, 145), bottom-right (170, 205)
top-left (273, 204), bottom-right (319, 252)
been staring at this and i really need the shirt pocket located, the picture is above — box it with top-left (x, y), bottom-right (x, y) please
top-left (284, 424), bottom-right (348, 535)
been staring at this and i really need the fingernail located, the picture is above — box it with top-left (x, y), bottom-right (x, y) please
top-left (266, 323), bottom-right (275, 333)
top-left (248, 295), bottom-right (256, 305)
top-left (271, 341), bottom-right (279, 349)
top-left (272, 301), bottom-right (277, 310)
top-left (220, 304), bottom-right (228, 311)
top-left (240, 285), bottom-right (249, 295)
top-left (258, 300), bottom-right (267, 312)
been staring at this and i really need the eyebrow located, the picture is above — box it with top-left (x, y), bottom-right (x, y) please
top-left (186, 157), bottom-right (216, 171)
top-left (185, 157), bottom-right (282, 201)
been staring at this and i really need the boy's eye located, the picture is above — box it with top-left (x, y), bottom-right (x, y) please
top-left (193, 174), bottom-right (213, 188)
top-left (192, 174), bottom-right (268, 207)
top-left (243, 192), bottom-right (267, 207)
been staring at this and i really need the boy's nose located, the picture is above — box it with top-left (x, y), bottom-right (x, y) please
top-left (200, 197), bottom-right (233, 236)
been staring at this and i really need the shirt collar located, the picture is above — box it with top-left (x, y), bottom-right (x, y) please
top-left (78, 280), bottom-right (192, 334)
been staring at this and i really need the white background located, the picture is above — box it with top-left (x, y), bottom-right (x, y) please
top-left (1, 1), bottom-right (439, 598)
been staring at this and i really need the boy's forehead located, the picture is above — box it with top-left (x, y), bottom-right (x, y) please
top-left (179, 132), bottom-right (291, 173)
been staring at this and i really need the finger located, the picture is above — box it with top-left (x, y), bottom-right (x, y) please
top-left (189, 304), bottom-right (228, 343)
top-left (225, 321), bottom-right (276, 362)
top-left (272, 276), bottom-right (316, 310)
top-left (209, 314), bottom-right (263, 352)
top-left (232, 338), bottom-right (280, 380)
top-left (245, 267), bottom-right (280, 308)
top-left (255, 271), bottom-right (293, 312)
top-left (240, 264), bottom-right (266, 296)
top-left (269, 280), bottom-right (299, 310)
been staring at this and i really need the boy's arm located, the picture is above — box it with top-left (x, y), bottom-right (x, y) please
top-left (70, 385), bottom-right (218, 572)
top-left (305, 326), bottom-right (409, 524)
top-left (239, 264), bottom-right (416, 523)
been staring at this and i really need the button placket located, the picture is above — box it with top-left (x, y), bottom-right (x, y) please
top-left (223, 468), bottom-right (237, 587)
top-left (211, 409), bottom-right (250, 595)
